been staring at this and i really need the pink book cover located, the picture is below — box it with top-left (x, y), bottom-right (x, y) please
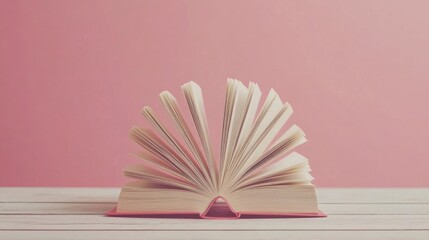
top-left (105, 196), bottom-right (327, 219)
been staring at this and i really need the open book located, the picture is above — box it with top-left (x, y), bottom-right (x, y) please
top-left (108, 79), bottom-right (325, 219)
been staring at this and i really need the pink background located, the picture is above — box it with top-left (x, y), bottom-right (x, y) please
top-left (1, 0), bottom-right (428, 187)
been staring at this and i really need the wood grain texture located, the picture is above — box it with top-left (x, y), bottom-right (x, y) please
top-left (1, 188), bottom-right (429, 203)
top-left (1, 202), bottom-right (428, 215)
top-left (0, 231), bottom-right (428, 240)
top-left (0, 188), bottom-right (428, 239)
top-left (1, 215), bottom-right (428, 230)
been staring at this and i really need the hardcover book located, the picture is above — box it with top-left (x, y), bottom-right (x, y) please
top-left (108, 79), bottom-right (325, 219)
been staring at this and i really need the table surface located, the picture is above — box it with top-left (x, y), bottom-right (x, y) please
top-left (0, 188), bottom-right (428, 239)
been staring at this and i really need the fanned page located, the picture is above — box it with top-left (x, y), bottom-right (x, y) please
top-left (110, 79), bottom-right (325, 218)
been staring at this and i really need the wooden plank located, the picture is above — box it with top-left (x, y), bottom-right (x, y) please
top-left (0, 215), bottom-right (428, 230)
top-left (0, 188), bottom-right (119, 203)
top-left (1, 202), bottom-right (428, 215)
top-left (1, 188), bottom-right (429, 203)
top-left (316, 188), bottom-right (429, 203)
top-left (320, 203), bottom-right (429, 215)
top-left (0, 230), bottom-right (428, 240)
top-left (0, 202), bottom-right (116, 215)
top-left (1, 188), bottom-right (428, 240)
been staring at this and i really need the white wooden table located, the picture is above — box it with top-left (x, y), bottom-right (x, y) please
top-left (0, 188), bottom-right (428, 239)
